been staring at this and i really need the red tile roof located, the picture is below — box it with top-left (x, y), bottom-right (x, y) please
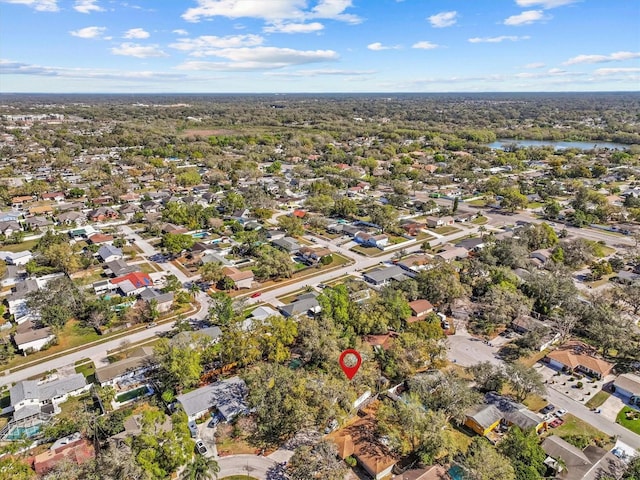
top-left (111, 271), bottom-right (153, 288)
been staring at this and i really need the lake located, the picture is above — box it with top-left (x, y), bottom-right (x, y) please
top-left (488, 139), bottom-right (631, 151)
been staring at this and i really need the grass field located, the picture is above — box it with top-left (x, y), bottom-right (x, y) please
top-left (1, 239), bottom-right (39, 252)
top-left (616, 407), bottom-right (640, 435)
top-left (546, 414), bottom-right (614, 448)
top-left (434, 226), bottom-right (462, 235)
top-left (471, 216), bottom-right (488, 225)
top-left (75, 361), bottom-right (96, 384)
top-left (351, 245), bottom-right (381, 256)
top-left (585, 391), bottom-right (611, 410)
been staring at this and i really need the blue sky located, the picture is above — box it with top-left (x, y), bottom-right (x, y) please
top-left (0, 0), bottom-right (638, 92)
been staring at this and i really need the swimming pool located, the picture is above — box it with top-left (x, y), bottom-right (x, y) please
top-left (448, 465), bottom-right (465, 480)
top-left (192, 232), bottom-right (208, 239)
top-left (6, 424), bottom-right (41, 440)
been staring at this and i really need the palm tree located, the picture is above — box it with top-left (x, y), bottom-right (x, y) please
top-left (478, 225), bottom-right (487, 239)
top-left (180, 455), bottom-right (220, 480)
top-left (188, 282), bottom-right (200, 300)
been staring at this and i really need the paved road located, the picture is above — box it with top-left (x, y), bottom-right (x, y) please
top-left (217, 454), bottom-right (285, 480)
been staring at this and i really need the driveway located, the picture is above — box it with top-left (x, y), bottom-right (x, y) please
top-left (217, 454), bottom-right (286, 480)
top-left (600, 395), bottom-right (626, 422)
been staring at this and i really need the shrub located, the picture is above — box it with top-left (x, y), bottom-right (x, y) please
top-left (576, 381), bottom-right (583, 389)
top-left (345, 456), bottom-right (357, 467)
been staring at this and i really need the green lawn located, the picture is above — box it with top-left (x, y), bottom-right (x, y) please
top-left (467, 199), bottom-right (487, 207)
top-left (433, 226), bottom-right (462, 235)
top-left (471, 216), bottom-right (488, 225)
top-left (0, 390), bottom-right (10, 409)
top-left (221, 476), bottom-right (258, 480)
top-left (0, 239), bottom-right (39, 252)
top-left (350, 245), bottom-right (381, 256)
top-left (75, 361), bottom-right (96, 384)
top-left (546, 414), bottom-right (614, 448)
top-left (616, 407), bottom-right (640, 435)
top-left (585, 391), bottom-right (611, 410)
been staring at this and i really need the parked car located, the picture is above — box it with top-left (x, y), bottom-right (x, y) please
top-left (549, 419), bottom-right (564, 428)
top-left (540, 404), bottom-right (555, 414)
top-left (555, 409), bottom-right (567, 418)
top-left (146, 322), bottom-right (157, 329)
top-left (195, 440), bottom-right (208, 455)
top-left (188, 421), bottom-right (198, 438)
top-left (251, 292), bottom-right (262, 298)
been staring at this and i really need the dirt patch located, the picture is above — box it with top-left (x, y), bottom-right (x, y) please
top-left (181, 129), bottom-right (236, 138)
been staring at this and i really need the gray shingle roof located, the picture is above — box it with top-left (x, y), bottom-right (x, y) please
top-left (176, 376), bottom-right (248, 421)
top-left (10, 373), bottom-right (87, 406)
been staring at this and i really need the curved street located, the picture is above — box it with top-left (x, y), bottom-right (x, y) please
top-left (217, 454), bottom-right (285, 480)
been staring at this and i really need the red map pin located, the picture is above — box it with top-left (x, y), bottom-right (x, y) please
top-left (339, 349), bottom-right (362, 380)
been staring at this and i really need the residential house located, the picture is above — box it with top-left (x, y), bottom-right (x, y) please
top-left (541, 435), bottom-right (626, 480)
top-left (332, 412), bottom-right (399, 480)
top-left (119, 203), bottom-right (140, 217)
top-left (56, 211), bottom-right (86, 226)
top-left (1, 264), bottom-right (20, 288)
top-left (455, 237), bottom-right (485, 252)
top-left (97, 244), bottom-right (123, 263)
top-left (355, 232), bottom-right (389, 249)
top-left (0, 210), bottom-right (23, 222)
top-left (511, 315), bottom-right (560, 351)
top-left (87, 207), bottom-right (118, 222)
top-left (87, 233), bottom-right (114, 245)
top-left (33, 433), bottom-right (95, 476)
top-left (397, 465), bottom-right (450, 480)
top-left (201, 252), bottom-right (233, 266)
top-left (408, 299), bottom-right (434, 323)
top-left (222, 266), bottom-right (254, 290)
top-left (229, 208), bottom-right (251, 223)
top-left (401, 221), bottom-right (426, 237)
top-left (175, 376), bottom-right (248, 423)
top-left (13, 327), bottom-right (56, 354)
top-left (24, 215), bottom-right (53, 231)
top-left (111, 272), bottom-right (153, 296)
top-left (279, 292), bottom-right (321, 317)
top-left (545, 342), bottom-right (614, 379)
top-left (463, 404), bottom-right (503, 436)
top-left (95, 346), bottom-right (155, 388)
top-left (103, 258), bottom-right (140, 277)
top-left (364, 332), bottom-right (398, 351)
top-left (0, 220), bottom-right (21, 236)
top-left (454, 210), bottom-right (477, 223)
top-left (396, 254), bottom-right (432, 277)
top-left (484, 392), bottom-right (546, 433)
top-left (139, 288), bottom-right (174, 313)
top-left (3, 250), bottom-right (33, 266)
top-left (93, 279), bottom-right (116, 295)
top-left (271, 236), bottom-right (301, 254)
top-left (530, 248), bottom-right (553, 266)
top-left (363, 265), bottom-right (410, 286)
top-left (170, 327), bottom-right (222, 348)
top-left (616, 270), bottom-right (640, 285)
top-left (435, 245), bottom-right (468, 261)
top-left (426, 216), bottom-right (454, 228)
top-left (161, 223), bottom-right (188, 235)
top-left (11, 195), bottom-right (35, 209)
top-left (41, 192), bottom-right (65, 203)
top-left (10, 374), bottom-right (89, 421)
top-left (298, 246), bottom-right (332, 264)
top-left (265, 230), bottom-right (286, 241)
top-left (612, 373), bottom-right (640, 405)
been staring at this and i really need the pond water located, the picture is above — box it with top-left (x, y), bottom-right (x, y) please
top-left (488, 139), bottom-right (631, 151)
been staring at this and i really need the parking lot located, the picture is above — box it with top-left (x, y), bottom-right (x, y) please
top-left (534, 362), bottom-right (614, 405)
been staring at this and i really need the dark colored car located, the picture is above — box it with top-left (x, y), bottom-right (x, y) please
top-left (540, 404), bottom-right (555, 414)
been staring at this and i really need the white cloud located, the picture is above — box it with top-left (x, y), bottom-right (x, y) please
top-left (0, 59), bottom-right (185, 81)
top-left (515, 68), bottom-right (580, 78)
top-left (170, 34), bottom-right (264, 56)
top-left (175, 46), bottom-right (338, 70)
top-left (367, 42), bottom-right (400, 51)
top-left (428, 11), bottom-right (457, 28)
top-left (111, 43), bottom-right (168, 58)
top-left (515, 0), bottom-right (578, 8)
top-left (70, 26), bottom-right (106, 38)
top-left (1, 0), bottom-right (58, 11)
top-left (265, 68), bottom-right (375, 77)
top-left (73, 0), bottom-right (103, 13)
top-left (124, 28), bottom-right (150, 39)
top-left (594, 67), bottom-right (640, 76)
top-left (182, 0), bottom-right (360, 25)
top-left (504, 10), bottom-right (545, 25)
top-left (468, 35), bottom-right (530, 43)
top-left (173, 29), bottom-right (189, 35)
top-left (564, 51), bottom-right (640, 65)
top-left (264, 22), bottom-right (324, 34)
top-left (412, 41), bottom-right (439, 50)
top-left (524, 62), bottom-right (545, 68)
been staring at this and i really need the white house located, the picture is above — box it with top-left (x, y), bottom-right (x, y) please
top-left (13, 327), bottom-right (56, 354)
top-left (3, 250), bottom-right (33, 266)
top-left (10, 374), bottom-right (89, 421)
top-left (612, 373), bottom-right (640, 405)
top-left (97, 244), bottom-right (123, 263)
